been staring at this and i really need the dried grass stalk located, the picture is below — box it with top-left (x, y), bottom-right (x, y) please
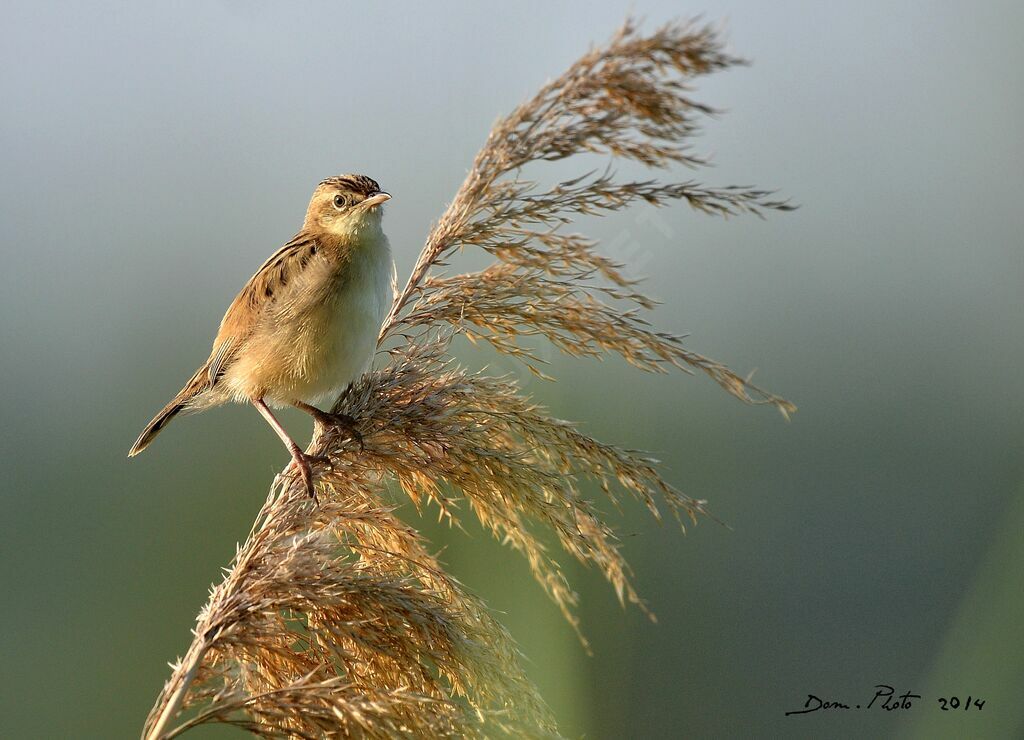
top-left (143, 17), bottom-right (793, 739)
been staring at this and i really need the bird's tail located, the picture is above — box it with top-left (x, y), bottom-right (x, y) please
top-left (128, 368), bottom-right (210, 457)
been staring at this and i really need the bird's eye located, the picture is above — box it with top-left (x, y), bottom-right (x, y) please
top-left (333, 194), bottom-right (348, 210)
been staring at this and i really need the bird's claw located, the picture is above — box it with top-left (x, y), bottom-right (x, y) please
top-left (286, 449), bottom-right (332, 504)
top-left (313, 411), bottom-right (365, 450)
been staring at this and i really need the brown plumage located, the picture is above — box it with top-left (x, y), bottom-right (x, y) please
top-left (129, 175), bottom-right (395, 499)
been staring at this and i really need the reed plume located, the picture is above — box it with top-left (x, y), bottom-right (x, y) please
top-left (143, 17), bottom-right (794, 739)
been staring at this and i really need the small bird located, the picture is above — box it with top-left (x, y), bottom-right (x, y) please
top-left (129, 175), bottom-right (395, 499)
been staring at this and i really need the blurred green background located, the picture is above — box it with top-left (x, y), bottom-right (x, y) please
top-left (2, 2), bottom-right (1022, 738)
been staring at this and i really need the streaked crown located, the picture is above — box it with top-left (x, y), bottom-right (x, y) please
top-left (304, 174), bottom-right (390, 231)
top-left (320, 174), bottom-right (382, 197)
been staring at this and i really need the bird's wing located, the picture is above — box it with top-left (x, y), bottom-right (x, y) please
top-left (206, 231), bottom-right (321, 385)
top-left (206, 336), bottom-right (235, 386)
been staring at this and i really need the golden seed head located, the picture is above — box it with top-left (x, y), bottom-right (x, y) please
top-left (143, 18), bottom-right (793, 740)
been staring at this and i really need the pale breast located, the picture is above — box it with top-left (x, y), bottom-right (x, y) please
top-left (301, 239), bottom-right (393, 405)
top-left (223, 227), bottom-right (393, 408)
top-left (273, 229), bottom-right (392, 407)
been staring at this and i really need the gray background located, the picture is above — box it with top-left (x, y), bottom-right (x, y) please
top-left (1, 1), bottom-right (1022, 738)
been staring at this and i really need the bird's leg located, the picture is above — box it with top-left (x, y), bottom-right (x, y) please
top-left (292, 400), bottom-right (364, 450)
top-left (252, 398), bottom-right (326, 501)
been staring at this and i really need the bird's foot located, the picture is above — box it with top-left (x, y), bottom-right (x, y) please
top-left (285, 448), bottom-right (332, 503)
top-left (311, 410), bottom-right (364, 450)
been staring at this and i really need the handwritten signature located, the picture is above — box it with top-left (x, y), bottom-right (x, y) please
top-left (785, 685), bottom-right (985, 716)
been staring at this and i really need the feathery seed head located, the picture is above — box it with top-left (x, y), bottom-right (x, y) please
top-left (144, 18), bottom-right (793, 740)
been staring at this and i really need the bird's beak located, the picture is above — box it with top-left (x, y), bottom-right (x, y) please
top-left (362, 191), bottom-right (392, 208)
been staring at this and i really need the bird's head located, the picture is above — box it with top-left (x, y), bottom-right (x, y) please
top-left (304, 174), bottom-right (391, 236)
